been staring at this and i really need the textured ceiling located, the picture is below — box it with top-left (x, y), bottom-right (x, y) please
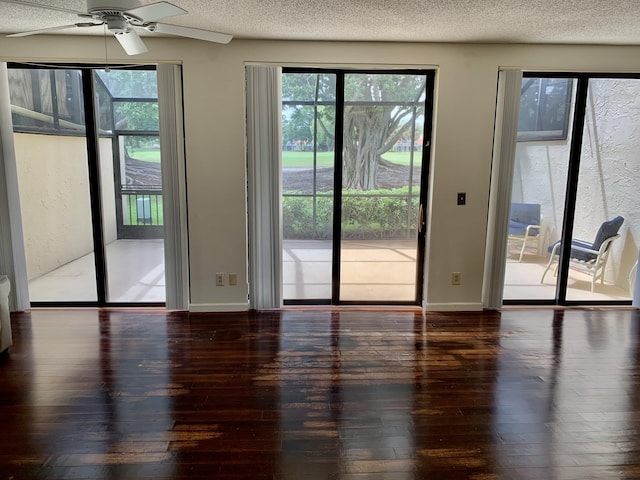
top-left (0, 0), bottom-right (639, 45)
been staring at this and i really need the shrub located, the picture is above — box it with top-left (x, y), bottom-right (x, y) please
top-left (283, 187), bottom-right (420, 240)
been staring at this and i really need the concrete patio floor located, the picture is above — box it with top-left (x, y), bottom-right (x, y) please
top-left (285, 239), bottom-right (632, 303)
top-left (28, 239), bottom-right (165, 303)
top-left (27, 239), bottom-right (631, 305)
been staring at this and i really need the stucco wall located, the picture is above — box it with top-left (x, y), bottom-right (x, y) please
top-left (3, 36), bottom-right (640, 309)
top-left (514, 79), bottom-right (640, 290)
top-left (14, 133), bottom-right (115, 280)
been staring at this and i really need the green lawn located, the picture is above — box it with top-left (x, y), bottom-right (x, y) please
top-left (126, 195), bottom-right (163, 225)
top-left (380, 151), bottom-right (423, 166)
top-left (128, 149), bottom-right (422, 166)
top-left (128, 148), bottom-right (161, 163)
top-left (281, 151), bottom-right (422, 168)
top-left (282, 151), bottom-right (335, 168)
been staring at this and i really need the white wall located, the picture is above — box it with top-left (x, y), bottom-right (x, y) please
top-left (2, 36), bottom-right (640, 310)
top-left (14, 133), bottom-right (93, 279)
top-left (14, 133), bottom-right (115, 280)
top-left (99, 137), bottom-right (117, 244)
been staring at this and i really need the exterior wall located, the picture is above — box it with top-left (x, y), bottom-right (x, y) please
top-left (99, 138), bottom-right (117, 244)
top-left (13, 133), bottom-right (115, 280)
top-left (3, 36), bottom-right (640, 310)
top-left (514, 79), bottom-right (640, 290)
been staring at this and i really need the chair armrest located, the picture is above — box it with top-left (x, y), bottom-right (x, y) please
top-left (569, 244), bottom-right (599, 256)
top-left (549, 241), bottom-right (598, 257)
top-left (548, 242), bottom-right (561, 256)
top-left (524, 225), bottom-right (540, 236)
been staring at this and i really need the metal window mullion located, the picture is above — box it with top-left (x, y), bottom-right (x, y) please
top-left (556, 76), bottom-right (589, 304)
top-left (81, 70), bottom-right (108, 304)
top-left (331, 73), bottom-right (345, 303)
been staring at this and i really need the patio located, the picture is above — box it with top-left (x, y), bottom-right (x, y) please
top-left (28, 239), bottom-right (165, 303)
top-left (284, 239), bottom-right (631, 303)
top-left (504, 256), bottom-right (631, 302)
top-left (27, 239), bottom-right (631, 305)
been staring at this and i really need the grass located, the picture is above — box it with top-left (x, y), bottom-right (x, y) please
top-left (129, 148), bottom-right (422, 167)
top-left (282, 151), bottom-right (334, 168)
top-left (380, 151), bottom-right (423, 166)
top-left (128, 147), bottom-right (161, 163)
top-left (281, 151), bottom-right (422, 168)
top-left (126, 195), bottom-right (163, 226)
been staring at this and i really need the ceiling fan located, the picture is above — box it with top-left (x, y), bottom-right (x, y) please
top-left (1, 0), bottom-right (232, 55)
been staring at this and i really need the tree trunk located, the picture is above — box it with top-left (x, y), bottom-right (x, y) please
top-left (342, 105), bottom-right (411, 190)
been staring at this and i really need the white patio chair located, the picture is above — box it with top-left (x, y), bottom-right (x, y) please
top-left (540, 216), bottom-right (624, 292)
top-left (508, 203), bottom-right (541, 262)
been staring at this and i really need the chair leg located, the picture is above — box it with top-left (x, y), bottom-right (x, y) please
top-left (518, 240), bottom-right (526, 262)
top-left (541, 257), bottom-right (555, 283)
top-left (541, 244), bottom-right (560, 284)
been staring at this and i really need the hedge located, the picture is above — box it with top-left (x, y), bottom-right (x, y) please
top-left (283, 187), bottom-right (420, 240)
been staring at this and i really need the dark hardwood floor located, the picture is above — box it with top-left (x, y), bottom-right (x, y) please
top-left (1, 307), bottom-right (640, 479)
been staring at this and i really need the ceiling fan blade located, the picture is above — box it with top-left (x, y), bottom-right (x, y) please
top-left (114, 29), bottom-right (148, 55)
top-left (7, 23), bottom-right (92, 37)
top-left (0, 0), bottom-right (85, 15)
top-left (125, 1), bottom-right (186, 23)
top-left (150, 23), bottom-right (232, 44)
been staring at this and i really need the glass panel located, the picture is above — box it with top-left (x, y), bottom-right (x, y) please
top-left (518, 77), bottom-right (573, 141)
top-left (566, 78), bottom-right (637, 301)
top-left (10, 68), bottom-right (97, 301)
top-left (339, 73), bottom-right (425, 302)
top-left (503, 77), bottom-right (576, 301)
top-left (281, 73), bottom-right (336, 301)
top-left (95, 69), bottom-right (165, 303)
top-left (9, 68), bottom-right (85, 135)
top-left (113, 101), bottom-right (159, 131)
top-left (94, 69), bottom-right (158, 98)
top-left (117, 135), bottom-right (163, 227)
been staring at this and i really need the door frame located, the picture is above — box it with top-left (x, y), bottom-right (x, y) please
top-left (501, 71), bottom-right (639, 306)
top-left (8, 62), bottom-right (166, 307)
top-left (282, 67), bottom-right (435, 306)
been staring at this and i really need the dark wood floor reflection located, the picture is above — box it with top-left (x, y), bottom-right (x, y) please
top-left (2, 308), bottom-right (640, 479)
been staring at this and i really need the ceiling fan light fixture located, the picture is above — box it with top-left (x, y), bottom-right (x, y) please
top-left (103, 14), bottom-right (128, 34)
top-left (86, 0), bottom-right (142, 15)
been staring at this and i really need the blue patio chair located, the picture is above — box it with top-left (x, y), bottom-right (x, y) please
top-left (508, 203), bottom-right (541, 262)
top-left (540, 216), bottom-right (624, 292)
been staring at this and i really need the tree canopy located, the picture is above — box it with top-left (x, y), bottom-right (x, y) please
top-left (95, 69), bottom-right (159, 149)
top-left (282, 72), bottom-right (426, 190)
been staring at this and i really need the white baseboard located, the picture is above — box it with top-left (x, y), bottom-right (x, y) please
top-left (189, 303), bottom-right (249, 313)
top-left (423, 302), bottom-right (484, 312)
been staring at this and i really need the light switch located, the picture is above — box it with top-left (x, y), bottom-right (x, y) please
top-left (457, 192), bottom-right (466, 205)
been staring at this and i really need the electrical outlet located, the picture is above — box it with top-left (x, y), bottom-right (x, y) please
top-left (216, 273), bottom-right (225, 286)
top-left (229, 273), bottom-right (237, 286)
top-left (451, 272), bottom-right (461, 285)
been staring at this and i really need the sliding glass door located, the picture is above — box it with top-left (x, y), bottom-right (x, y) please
top-left (281, 72), bottom-right (336, 301)
top-left (504, 77), bottom-right (575, 301)
top-left (94, 69), bottom-right (166, 303)
top-left (503, 74), bottom-right (637, 305)
top-left (9, 64), bottom-right (166, 305)
top-left (282, 69), bottom-right (433, 305)
top-left (339, 73), bottom-right (427, 302)
top-left (10, 67), bottom-right (98, 302)
top-left (566, 78), bottom-right (638, 302)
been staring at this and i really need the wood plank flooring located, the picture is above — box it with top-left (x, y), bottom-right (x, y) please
top-left (1, 307), bottom-right (640, 479)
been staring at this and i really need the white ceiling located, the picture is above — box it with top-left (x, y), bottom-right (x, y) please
top-left (0, 0), bottom-right (639, 45)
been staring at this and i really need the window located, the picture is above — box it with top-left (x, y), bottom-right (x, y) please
top-left (9, 68), bottom-right (85, 136)
top-left (518, 77), bottom-right (572, 142)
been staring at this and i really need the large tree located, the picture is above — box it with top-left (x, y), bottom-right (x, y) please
top-left (282, 73), bottom-right (426, 190)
